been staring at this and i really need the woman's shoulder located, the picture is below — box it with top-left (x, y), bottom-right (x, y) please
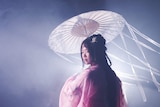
top-left (64, 65), bottom-right (99, 83)
top-left (83, 64), bottom-right (99, 72)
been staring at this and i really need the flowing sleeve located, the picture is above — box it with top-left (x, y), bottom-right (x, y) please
top-left (77, 77), bottom-right (95, 107)
top-left (59, 70), bottom-right (95, 107)
top-left (59, 73), bottom-right (81, 107)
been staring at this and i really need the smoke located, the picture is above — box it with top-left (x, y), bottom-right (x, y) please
top-left (0, 0), bottom-right (160, 107)
top-left (0, 0), bottom-right (75, 107)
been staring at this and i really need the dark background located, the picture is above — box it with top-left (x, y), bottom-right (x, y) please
top-left (0, 0), bottom-right (160, 107)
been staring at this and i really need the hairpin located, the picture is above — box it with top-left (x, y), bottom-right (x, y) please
top-left (91, 37), bottom-right (97, 43)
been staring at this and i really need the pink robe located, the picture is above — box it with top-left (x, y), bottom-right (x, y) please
top-left (59, 65), bottom-right (127, 107)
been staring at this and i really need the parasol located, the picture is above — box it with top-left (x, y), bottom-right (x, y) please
top-left (48, 10), bottom-right (160, 102)
top-left (48, 10), bottom-right (125, 54)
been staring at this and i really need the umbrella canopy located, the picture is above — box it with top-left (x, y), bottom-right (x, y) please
top-left (48, 10), bottom-right (125, 54)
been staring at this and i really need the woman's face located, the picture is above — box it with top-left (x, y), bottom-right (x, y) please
top-left (81, 44), bottom-right (92, 65)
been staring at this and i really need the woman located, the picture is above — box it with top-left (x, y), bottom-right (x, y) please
top-left (59, 34), bottom-right (127, 107)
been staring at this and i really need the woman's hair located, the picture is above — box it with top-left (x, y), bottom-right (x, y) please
top-left (80, 34), bottom-right (111, 67)
top-left (81, 34), bottom-right (121, 107)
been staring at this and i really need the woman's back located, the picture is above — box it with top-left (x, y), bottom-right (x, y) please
top-left (88, 65), bottom-right (121, 107)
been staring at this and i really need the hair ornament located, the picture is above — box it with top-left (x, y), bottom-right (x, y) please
top-left (91, 37), bottom-right (97, 43)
